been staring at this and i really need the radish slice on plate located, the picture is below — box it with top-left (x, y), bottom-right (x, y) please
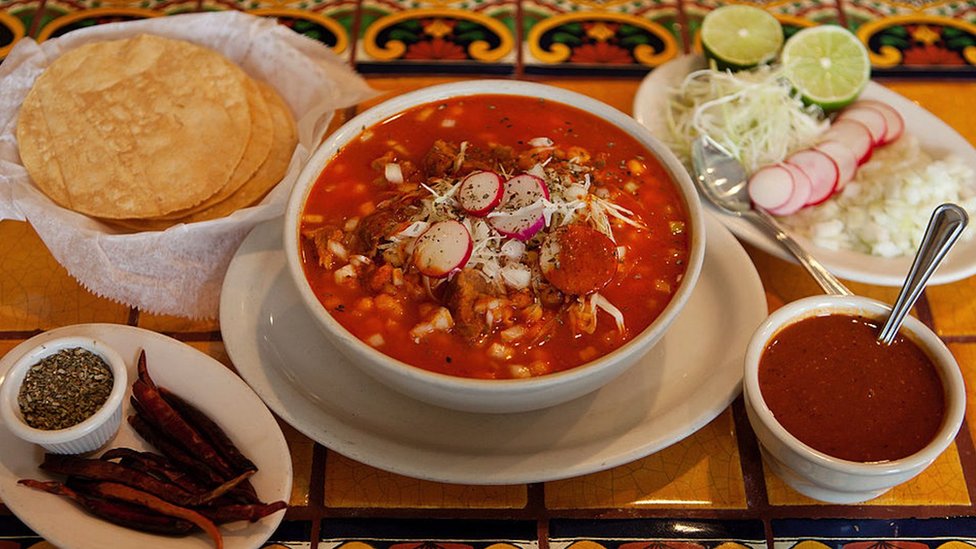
top-left (814, 141), bottom-right (858, 190)
top-left (837, 107), bottom-right (887, 146)
top-left (412, 220), bottom-right (473, 278)
top-left (767, 163), bottom-right (813, 216)
top-left (747, 164), bottom-right (795, 211)
top-left (488, 174), bottom-right (550, 240)
top-left (786, 149), bottom-right (839, 206)
top-left (457, 170), bottom-right (504, 217)
top-left (851, 100), bottom-right (904, 145)
top-left (821, 119), bottom-right (874, 165)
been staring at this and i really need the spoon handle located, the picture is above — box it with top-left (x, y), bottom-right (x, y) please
top-left (878, 203), bottom-right (969, 345)
top-left (747, 208), bottom-right (854, 296)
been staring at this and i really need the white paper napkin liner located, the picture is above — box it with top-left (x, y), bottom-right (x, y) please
top-left (0, 11), bottom-right (376, 318)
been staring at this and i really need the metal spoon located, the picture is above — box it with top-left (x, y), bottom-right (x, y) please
top-left (691, 135), bottom-right (853, 296)
top-left (877, 203), bottom-right (968, 345)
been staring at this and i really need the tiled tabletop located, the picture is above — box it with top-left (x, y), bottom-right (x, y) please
top-left (2, 2), bottom-right (976, 548)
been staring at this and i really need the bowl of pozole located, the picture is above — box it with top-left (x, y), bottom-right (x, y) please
top-left (284, 80), bottom-right (706, 413)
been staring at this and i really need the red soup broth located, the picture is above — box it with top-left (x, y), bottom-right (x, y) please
top-left (758, 313), bottom-right (945, 462)
top-left (299, 94), bottom-right (691, 380)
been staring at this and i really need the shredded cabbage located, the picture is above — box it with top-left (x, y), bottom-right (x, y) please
top-left (665, 66), bottom-right (828, 173)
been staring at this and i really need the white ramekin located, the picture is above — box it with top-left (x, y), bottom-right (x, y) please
top-left (0, 336), bottom-right (128, 454)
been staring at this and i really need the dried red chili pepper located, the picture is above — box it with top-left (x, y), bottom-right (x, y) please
top-left (83, 481), bottom-right (223, 549)
top-left (198, 501), bottom-right (288, 524)
top-left (159, 387), bottom-right (257, 474)
top-left (18, 479), bottom-right (195, 535)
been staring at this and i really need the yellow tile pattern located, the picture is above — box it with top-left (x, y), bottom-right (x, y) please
top-left (764, 442), bottom-right (970, 506)
top-left (0, 220), bottom-right (129, 330)
top-left (324, 452), bottom-right (528, 508)
top-left (545, 411), bottom-right (746, 509)
top-left (928, 278), bottom-right (976, 337)
top-left (951, 342), bottom-right (976, 452)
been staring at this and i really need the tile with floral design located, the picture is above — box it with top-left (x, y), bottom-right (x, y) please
top-left (522, 0), bottom-right (684, 76)
top-left (319, 518), bottom-right (538, 549)
top-left (198, 3), bottom-right (358, 60)
top-left (843, 0), bottom-right (976, 75)
top-left (32, 4), bottom-right (194, 44)
top-left (549, 518), bottom-right (765, 549)
top-left (0, 0), bottom-right (39, 60)
top-left (772, 517), bottom-right (976, 548)
top-left (355, 0), bottom-right (517, 74)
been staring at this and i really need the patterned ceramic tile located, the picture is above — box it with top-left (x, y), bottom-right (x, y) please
top-left (683, 0), bottom-right (841, 58)
top-left (950, 342), bottom-right (976, 449)
top-left (0, 0), bottom-right (36, 59)
top-left (323, 452), bottom-right (529, 508)
top-left (764, 440), bottom-right (970, 505)
top-left (927, 276), bottom-right (976, 336)
top-left (33, 6), bottom-right (189, 44)
top-left (319, 518), bottom-right (538, 548)
top-left (545, 410), bottom-right (747, 509)
top-left (137, 311), bottom-right (220, 333)
top-left (741, 243), bottom-right (904, 308)
top-left (772, 517), bottom-right (976, 548)
top-left (549, 518), bottom-right (765, 549)
top-left (522, 0), bottom-right (683, 76)
top-left (843, 0), bottom-right (976, 74)
top-left (195, 4), bottom-right (357, 58)
top-left (355, 0), bottom-right (517, 74)
top-left (278, 419), bottom-right (316, 506)
top-left (0, 221), bottom-right (130, 330)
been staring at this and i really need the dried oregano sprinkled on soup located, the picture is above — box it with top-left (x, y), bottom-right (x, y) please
top-left (17, 348), bottom-right (113, 430)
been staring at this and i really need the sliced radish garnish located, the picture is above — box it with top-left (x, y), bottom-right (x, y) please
top-left (851, 100), bottom-right (904, 145)
top-left (837, 107), bottom-right (887, 146)
top-left (488, 174), bottom-right (550, 240)
top-left (767, 163), bottom-right (812, 216)
top-left (821, 119), bottom-right (874, 165)
top-left (786, 149), bottom-right (839, 206)
top-left (747, 164), bottom-right (795, 211)
top-left (457, 170), bottom-right (504, 217)
top-left (814, 141), bottom-right (858, 191)
top-left (412, 220), bottom-right (473, 278)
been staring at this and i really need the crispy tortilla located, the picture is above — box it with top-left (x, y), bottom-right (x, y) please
top-left (17, 34), bottom-right (253, 219)
top-left (103, 82), bottom-right (298, 231)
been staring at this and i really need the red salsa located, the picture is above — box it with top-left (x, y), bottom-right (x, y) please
top-left (759, 313), bottom-right (945, 462)
top-left (299, 94), bottom-right (691, 380)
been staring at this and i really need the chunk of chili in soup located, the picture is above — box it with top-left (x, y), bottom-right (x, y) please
top-left (299, 95), bottom-right (690, 380)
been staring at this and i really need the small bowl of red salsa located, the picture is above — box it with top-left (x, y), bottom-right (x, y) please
top-left (743, 294), bottom-right (965, 504)
top-left (283, 80), bottom-right (706, 413)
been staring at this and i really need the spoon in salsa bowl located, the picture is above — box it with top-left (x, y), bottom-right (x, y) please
top-left (877, 203), bottom-right (968, 345)
top-left (691, 135), bottom-right (853, 296)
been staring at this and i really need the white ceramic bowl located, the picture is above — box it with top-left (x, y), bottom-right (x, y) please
top-left (0, 336), bottom-right (127, 454)
top-left (284, 80), bottom-right (705, 414)
top-left (744, 294), bottom-right (966, 504)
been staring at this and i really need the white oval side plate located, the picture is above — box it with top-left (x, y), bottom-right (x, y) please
top-left (634, 54), bottom-right (976, 286)
top-left (0, 325), bottom-right (292, 549)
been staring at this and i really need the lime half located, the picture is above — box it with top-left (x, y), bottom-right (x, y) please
top-left (701, 5), bottom-right (784, 70)
top-left (781, 25), bottom-right (871, 111)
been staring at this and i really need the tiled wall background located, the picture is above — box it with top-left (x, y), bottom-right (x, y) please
top-left (2, 0), bottom-right (976, 76)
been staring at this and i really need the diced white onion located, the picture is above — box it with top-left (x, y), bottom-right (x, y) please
top-left (327, 240), bottom-right (348, 261)
top-left (528, 137), bottom-right (554, 148)
top-left (500, 239), bottom-right (525, 259)
top-left (334, 264), bottom-right (357, 283)
top-left (501, 264), bottom-right (532, 289)
top-left (385, 163), bottom-right (404, 184)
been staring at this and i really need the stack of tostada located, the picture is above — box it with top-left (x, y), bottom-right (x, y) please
top-left (16, 33), bottom-right (297, 231)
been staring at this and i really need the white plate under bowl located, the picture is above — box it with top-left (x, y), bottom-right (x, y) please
top-left (0, 325), bottom-right (292, 549)
top-left (633, 54), bottom-right (976, 286)
top-left (219, 212), bottom-right (767, 485)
